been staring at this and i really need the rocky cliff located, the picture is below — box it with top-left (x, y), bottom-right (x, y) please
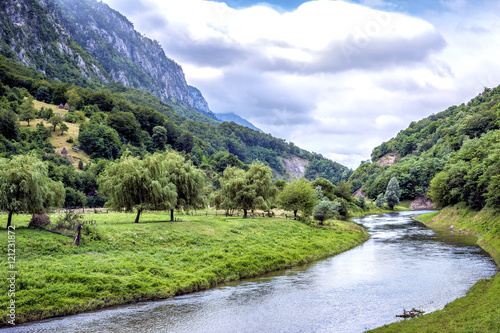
top-left (279, 156), bottom-right (310, 179)
top-left (53, 0), bottom-right (196, 108)
top-left (0, 0), bottom-right (109, 84)
top-left (188, 85), bottom-right (218, 120)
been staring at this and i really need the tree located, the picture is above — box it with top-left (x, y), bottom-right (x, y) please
top-left (106, 112), bottom-right (142, 144)
top-left (65, 88), bottom-right (82, 110)
top-left (0, 107), bottom-right (19, 140)
top-left (216, 162), bottom-right (275, 218)
top-left (162, 150), bottom-right (206, 221)
top-left (18, 97), bottom-right (36, 126)
top-left (49, 115), bottom-right (63, 132)
top-left (98, 152), bottom-right (177, 223)
top-left (79, 122), bottom-right (121, 159)
top-left (311, 177), bottom-right (336, 201)
top-left (375, 193), bottom-right (385, 209)
top-left (59, 122), bottom-right (69, 136)
top-left (278, 178), bottom-right (317, 218)
top-left (0, 154), bottom-right (65, 228)
top-left (313, 199), bottom-right (340, 224)
top-left (152, 125), bottom-right (168, 149)
top-left (385, 177), bottom-right (401, 209)
top-left (358, 194), bottom-right (366, 209)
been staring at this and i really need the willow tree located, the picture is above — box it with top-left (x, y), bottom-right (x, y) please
top-left (216, 162), bottom-right (275, 218)
top-left (162, 150), bottom-right (206, 221)
top-left (98, 152), bottom-right (177, 223)
top-left (0, 154), bottom-right (65, 228)
top-left (278, 178), bottom-right (317, 218)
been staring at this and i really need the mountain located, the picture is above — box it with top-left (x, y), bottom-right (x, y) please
top-left (0, 0), bottom-right (352, 185)
top-left (349, 86), bottom-right (500, 211)
top-left (0, 0), bottom-right (109, 85)
top-left (188, 85), bottom-right (218, 120)
top-left (216, 113), bottom-right (263, 133)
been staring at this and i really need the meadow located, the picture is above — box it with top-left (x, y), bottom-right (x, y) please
top-left (0, 211), bottom-right (368, 326)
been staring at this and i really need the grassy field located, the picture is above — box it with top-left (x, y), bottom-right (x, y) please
top-left (370, 204), bottom-right (500, 333)
top-left (0, 211), bottom-right (368, 326)
top-left (20, 100), bottom-right (91, 167)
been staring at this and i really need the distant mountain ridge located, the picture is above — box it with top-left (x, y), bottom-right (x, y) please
top-left (216, 113), bottom-right (263, 133)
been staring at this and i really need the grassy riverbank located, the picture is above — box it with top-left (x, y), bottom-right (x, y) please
top-left (0, 212), bottom-right (368, 326)
top-left (370, 204), bottom-right (500, 333)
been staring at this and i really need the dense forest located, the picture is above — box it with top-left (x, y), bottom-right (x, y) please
top-left (349, 86), bottom-right (500, 211)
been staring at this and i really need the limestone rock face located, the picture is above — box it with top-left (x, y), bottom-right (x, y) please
top-left (0, 0), bottom-right (109, 83)
top-left (279, 156), bottom-right (310, 179)
top-left (53, 0), bottom-right (194, 108)
top-left (410, 196), bottom-right (435, 210)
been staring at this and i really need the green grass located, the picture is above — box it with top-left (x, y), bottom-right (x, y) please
top-left (0, 211), bottom-right (368, 326)
top-left (370, 205), bottom-right (500, 333)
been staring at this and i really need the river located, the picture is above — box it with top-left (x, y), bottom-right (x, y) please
top-left (9, 211), bottom-right (498, 333)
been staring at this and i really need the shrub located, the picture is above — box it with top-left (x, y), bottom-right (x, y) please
top-left (28, 214), bottom-right (51, 228)
top-left (313, 200), bottom-right (340, 224)
top-left (55, 209), bottom-right (83, 231)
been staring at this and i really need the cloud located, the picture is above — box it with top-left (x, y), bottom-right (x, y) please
top-left (101, 0), bottom-right (500, 168)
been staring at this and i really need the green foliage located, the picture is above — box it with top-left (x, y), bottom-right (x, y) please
top-left (106, 111), bottom-right (142, 144)
top-left (313, 199), bottom-right (340, 223)
top-left (385, 177), bottom-right (401, 210)
top-left (18, 97), bottom-right (36, 126)
top-left (358, 194), bottom-right (366, 209)
top-left (38, 106), bottom-right (54, 119)
top-left (0, 106), bottom-right (19, 140)
top-left (278, 178), bottom-right (318, 218)
top-left (0, 154), bottom-right (65, 227)
top-left (78, 122), bottom-right (121, 159)
top-left (98, 152), bottom-right (178, 222)
top-left (161, 150), bottom-right (206, 219)
top-left (375, 193), bottom-right (385, 209)
top-left (48, 115), bottom-right (63, 132)
top-left (214, 162), bottom-right (275, 218)
top-left (311, 177), bottom-right (336, 201)
top-left (355, 85), bottom-right (500, 212)
top-left (305, 156), bottom-right (352, 185)
top-left (152, 125), bottom-right (168, 149)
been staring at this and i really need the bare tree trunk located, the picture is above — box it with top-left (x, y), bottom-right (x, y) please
top-left (135, 209), bottom-right (142, 223)
top-left (170, 209), bottom-right (174, 222)
top-left (7, 211), bottom-right (13, 228)
top-left (74, 224), bottom-right (82, 246)
top-left (294, 210), bottom-right (298, 218)
top-left (243, 209), bottom-right (248, 218)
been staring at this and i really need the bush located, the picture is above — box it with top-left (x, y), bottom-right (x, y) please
top-left (55, 209), bottom-right (83, 232)
top-left (28, 214), bottom-right (51, 228)
top-left (66, 136), bottom-right (74, 143)
top-left (313, 200), bottom-right (340, 224)
top-left (64, 112), bottom-right (80, 123)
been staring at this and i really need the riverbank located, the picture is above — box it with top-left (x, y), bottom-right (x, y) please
top-left (370, 204), bottom-right (500, 332)
top-left (0, 212), bottom-right (369, 326)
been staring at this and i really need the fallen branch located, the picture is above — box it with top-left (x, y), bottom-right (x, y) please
top-left (396, 308), bottom-right (425, 319)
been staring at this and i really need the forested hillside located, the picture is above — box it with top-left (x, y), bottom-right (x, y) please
top-left (350, 86), bottom-right (500, 211)
top-left (0, 51), bottom-right (351, 208)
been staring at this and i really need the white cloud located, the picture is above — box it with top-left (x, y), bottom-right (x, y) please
top-left (102, 0), bottom-right (500, 169)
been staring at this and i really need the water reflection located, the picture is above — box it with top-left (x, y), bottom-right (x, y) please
top-left (10, 211), bottom-right (498, 333)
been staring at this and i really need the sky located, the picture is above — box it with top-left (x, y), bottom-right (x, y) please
top-left (102, 0), bottom-right (500, 169)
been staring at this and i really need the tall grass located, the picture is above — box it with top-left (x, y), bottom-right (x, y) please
top-left (0, 211), bottom-right (368, 326)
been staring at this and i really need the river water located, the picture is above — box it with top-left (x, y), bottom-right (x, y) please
top-left (9, 211), bottom-right (498, 333)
